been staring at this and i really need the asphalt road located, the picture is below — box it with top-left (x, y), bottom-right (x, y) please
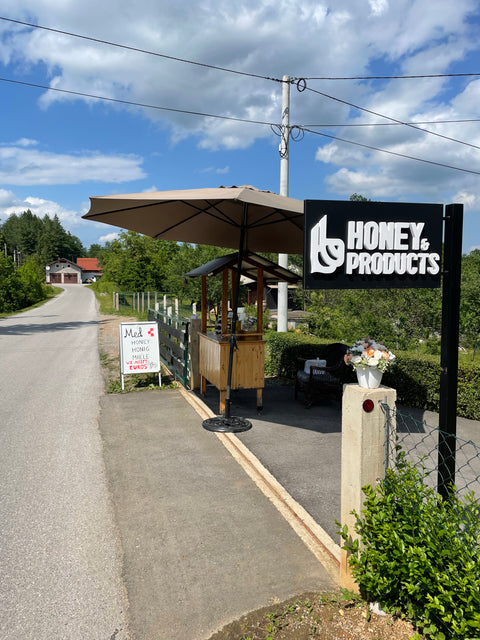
top-left (0, 286), bottom-right (130, 640)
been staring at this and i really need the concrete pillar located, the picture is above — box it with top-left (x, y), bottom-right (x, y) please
top-left (340, 383), bottom-right (396, 591)
top-left (189, 318), bottom-right (202, 390)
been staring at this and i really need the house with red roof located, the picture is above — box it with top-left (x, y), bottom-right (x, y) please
top-left (45, 257), bottom-right (103, 284)
top-left (76, 258), bottom-right (103, 283)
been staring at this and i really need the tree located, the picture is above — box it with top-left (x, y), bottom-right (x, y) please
top-left (1, 211), bottom-right (85, 265)
top-left (100, 231), bottom-right (179, 290)
top-left (0, 255), bottom-right (47, 313)
top-left (87, 243), bottom-right (103, 258)
top-left (349, 193), bottom-right (371, 202)
top-left (460, 249), bottom-right (480, 346)
top-left (164, 243), bottom-right (231, 313)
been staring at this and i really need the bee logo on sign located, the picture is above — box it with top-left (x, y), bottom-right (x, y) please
top-left (304, 201), bottom-right (444, 290)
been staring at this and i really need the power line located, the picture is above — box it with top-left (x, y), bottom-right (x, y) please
top-left (4, 15), bottom-right (479, 150)
top-left (3, 75), bottom-right (480, 177)
top-left (299, 72), bottom-right (480, 80)
top-left (0, 76), bottom-right (276, 126)
top-left (303, 84), bottom-right (480, 151)
top-left (303, 127), bottom-right (480, 176)
top-left (304, 119), bottom-right (480, 127)
top-left (0, 16), bottom-right (281, 83)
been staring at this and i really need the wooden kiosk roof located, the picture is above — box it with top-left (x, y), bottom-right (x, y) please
top-left (185, 251), bottom-right (300, 284)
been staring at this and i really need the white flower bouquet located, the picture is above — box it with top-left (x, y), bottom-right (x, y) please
top-left (345, 337), bottom-right (395, 373)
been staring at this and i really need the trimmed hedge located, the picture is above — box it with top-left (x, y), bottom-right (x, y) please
top-left (265, 332), bottom-right (480, 420)
top-left (265, 331), bottom-right (332, 379)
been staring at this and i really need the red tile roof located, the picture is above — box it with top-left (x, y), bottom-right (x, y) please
top-left (76, 258), bottom-right (102, 272)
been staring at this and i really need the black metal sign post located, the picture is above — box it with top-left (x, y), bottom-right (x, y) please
top-left (438, 203), bottom-right (463, 499)
top-left (304, 199), bottom-right (464, 498)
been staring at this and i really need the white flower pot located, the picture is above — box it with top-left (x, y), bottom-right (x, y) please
top-left (356, 367), bottom-right (383, 389)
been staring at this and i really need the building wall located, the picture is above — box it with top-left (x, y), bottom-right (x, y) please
top-left (46, 260), bottom-right (82, 284)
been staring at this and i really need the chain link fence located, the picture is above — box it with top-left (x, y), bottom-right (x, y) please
top-left (381, 402), bottom-right (480, 499)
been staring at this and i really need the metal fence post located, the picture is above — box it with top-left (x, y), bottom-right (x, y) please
top-left (438, 203), bottom-right (463, 499)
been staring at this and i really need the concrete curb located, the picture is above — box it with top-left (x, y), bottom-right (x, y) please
top-left (180, 387), bottom-right (341, 584)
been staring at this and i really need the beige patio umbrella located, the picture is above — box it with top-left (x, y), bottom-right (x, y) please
top-left (83, 185), bottom-right (304, 431)
top-left (83, 185), bottom-right (304, 254)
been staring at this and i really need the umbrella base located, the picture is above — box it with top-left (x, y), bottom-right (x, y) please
top-left (202, 416), bottom-right (252, 433)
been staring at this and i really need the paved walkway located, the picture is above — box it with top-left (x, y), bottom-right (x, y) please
top-left (99, 389), bottom-right (336, 640)
top-left (99, 377), bottom-right (480, 640)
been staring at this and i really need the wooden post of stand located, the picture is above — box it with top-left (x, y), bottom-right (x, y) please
top-left (201, 276), bottom-right (207, 333)
top-left (222, 269), bottom-right (228, 336)
top-left (200, 275), bottom-right (208, 396)
top-left (230, 268), bottom-right (237, 323)
top-left (256, 267), bottom-right (263, 334)
top-left (256, 266), bottom-right (264, 411)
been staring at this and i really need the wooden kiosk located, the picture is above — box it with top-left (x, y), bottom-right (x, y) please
top-left (186, 252), bottom-right (299, 415)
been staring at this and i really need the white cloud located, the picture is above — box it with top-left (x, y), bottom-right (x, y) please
top-left (98, 232), bottom-right (120, 243)
top-left (1, 0), bottom-right (480, 224)
top-left (369, 0), bottom-right (389, 16)
top-left (2, 0), bottom-right (477, 152)
top-left (197, 165), bottom-right (230, 174)
top-left (0, 141), bottom-right (145, 185)
top-left (452, 191), bottom-right (479, 209)
top-left (0, 188), bottom-right (80, 227)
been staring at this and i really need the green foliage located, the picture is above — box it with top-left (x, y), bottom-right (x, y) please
top-left (382, 351), bottom-right (441, 411)
top-left (0, 255), bottom-right (48, 313)
top-left (265, 331), bottom-right (336, 378)
top-left (100, 231), bottom-right (179, 291)
top-left (265, 334), bottom-right (480, 419)
top-left (338, 454), bottom-right (480, 640)
top-left (164, 243), bottom-right (232, 311)
top-left (1, 210), bottom-right (85, 265)
top-left (303, 250), bottom-right (480, 351)
top-left (304, 287), bottom-right (442, 350)
top-left (460, 249), bottom-right (480, 346)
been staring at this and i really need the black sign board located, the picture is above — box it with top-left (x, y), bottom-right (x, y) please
top-left (304, 200), bottom-right (443, 289)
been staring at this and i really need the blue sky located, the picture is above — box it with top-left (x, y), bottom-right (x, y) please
top-left (2, 0), bottom-right (480, 252)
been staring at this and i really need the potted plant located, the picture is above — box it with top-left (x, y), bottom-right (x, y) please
top-left (344, 338), bottom-right (395, 388)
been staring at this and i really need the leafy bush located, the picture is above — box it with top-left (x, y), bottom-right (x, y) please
top-left (338, 454), bottom-right (480, 640)
top-left (0, 255), bottom-right (48, 313)
top-left (264, 333), bottom-right (480, 420)
top-left (264, 331), bottom-right (329, 378)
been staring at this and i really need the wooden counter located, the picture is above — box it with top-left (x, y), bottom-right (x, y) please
top-left (199, 332), bottom-right (265, 414)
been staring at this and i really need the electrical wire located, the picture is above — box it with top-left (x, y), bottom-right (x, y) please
top-left (303, 119), bottom-right (480, 127)
top-left (3, 15), bottom-right (480, 145)
top-left (0, 76), bottom-right (276, 127)
top-left (303, 127), bottom-right (480, 176)
top-left (299, 72), bottom-right (480, 80)
top-left (3, 75), bottom-right (480, 176)
top-left (3, 16), bottom-right (480, 176)
top-left (0, 16), bottom-right (282, 83)
top-left (302, 84), bottom-right (480, 151)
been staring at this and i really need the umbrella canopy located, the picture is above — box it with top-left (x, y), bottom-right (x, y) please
top-left (83, 185), bottom-right (304, 254)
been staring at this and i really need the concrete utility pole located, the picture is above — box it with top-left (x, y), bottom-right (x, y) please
top-left (277, 75), bottom-right (290, 333)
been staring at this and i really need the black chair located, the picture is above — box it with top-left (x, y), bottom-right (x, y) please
top-left (294, 343), bottom-right (350, 408)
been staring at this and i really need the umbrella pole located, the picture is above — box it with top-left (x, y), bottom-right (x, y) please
top-left (203, 203), bottom-right (252, 433)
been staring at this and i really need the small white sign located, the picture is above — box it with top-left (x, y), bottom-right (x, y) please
top-left (119, 321), bottom-right (161, 389)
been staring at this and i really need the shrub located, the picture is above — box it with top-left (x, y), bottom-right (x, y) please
top-left (264, 331), bottom-right (328, 378)
top-left (338, 454), bottom-right (480, 640)
top-left (264, 333), bottom-right (480, 420)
